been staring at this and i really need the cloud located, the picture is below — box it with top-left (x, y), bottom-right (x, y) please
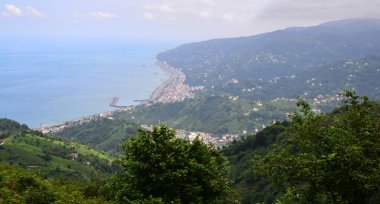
top-left (222, 13), bottom-right (234, 21)
top-left (142, 11), bottom-right (155, 21)
top-left (157, 4), bottom-right (175, 12)
top-left (200, 11), bottom-right (211, 18)
top-left (200, 0), bottom-right (216, 6)
top-left (72, 11), bottom-right (117, 20)
top-left (140, 1), bottom-right (254, 23)
top-left (2, 4), bottom-right (22, 17)
top-left (90, 12), bottom-right (117, 19)
top-left (26, 6), bottom-right (44, 17)
top-left (144, 3), bottom-right (174, 12)
top-left (2, 4), bottom-right (44, 17)
top-left (256, 0), bottom-right (380, 20)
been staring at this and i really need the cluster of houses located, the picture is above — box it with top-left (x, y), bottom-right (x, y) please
top-left (141, 124), bottom-right (238, 147)
top-left (150, 67), bottom-right (204, 104)
top-left (38, 111), bottom-right (116, 134)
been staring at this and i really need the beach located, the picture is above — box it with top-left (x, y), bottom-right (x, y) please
top-left (149, 61), bottom-right (204, 104)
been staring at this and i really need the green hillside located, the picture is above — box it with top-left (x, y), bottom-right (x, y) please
top-left (54, 118), bottom-right (138, 155)
top-left (0, 118), bottom-right (116, 183)
top-left (157, 19), bottom-right (380, 100)
top-left (223, 92), bottom-right (380, 203)
top-left (117, 96), bottom-right (297, 136)
top-left (112, 19), bottom-right (380, 136)
top-left (0, 164), bottom-right (110, 203)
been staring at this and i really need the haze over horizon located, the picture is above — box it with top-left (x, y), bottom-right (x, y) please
top-left (1, 0), bottom-right (380, 43)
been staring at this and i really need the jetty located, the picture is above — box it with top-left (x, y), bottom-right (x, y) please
top-left (133, 99), bottom-right (150, 104)
top-left (110, 97), bottom-right (135, 109)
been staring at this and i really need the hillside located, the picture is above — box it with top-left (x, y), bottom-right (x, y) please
top-left (0, 118), bottom-right (116, 182)
top-left (223, 122), bottom-right (288, 203)
top-left (116, 96), bottom-right (297, 136)
top-left (54, 118), bottom-right (139, 156)
top-left (223, 94), bottom-right (380, 203)
top-left (157, 19), bottom-right (380, 100)
top-left (108, 19), bottom-right (380, 136)
top-left (0, 164), bottom-right (110, 203)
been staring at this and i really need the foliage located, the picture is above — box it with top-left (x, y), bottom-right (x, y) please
top-left (0, 118), bottom-right (116, 182)
top-left (0, 118), bottom-right (29, 133)
top-left (55, 117), bottom-right (138, 155)
top-left (254, 91), bottom-right (380, 203)
top-left (107, 125), bottom-right (235, 203)
top-left (0, 118), bottom-right (42, 140)
top-left (222, 122), bottom-right (289, 203)
top-left (0, 164), bottom-right (110, 203)
top-left (118, 96), bottom-right (295, 136)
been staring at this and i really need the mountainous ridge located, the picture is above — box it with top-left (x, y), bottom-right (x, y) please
top-left (157, 19), bottom-right (380, 101)
top-left (109, 19), bottom-right (380, 136)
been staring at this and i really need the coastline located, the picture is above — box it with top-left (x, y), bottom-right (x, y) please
top-left (149, 61), bottom-right (182, 102)
top-left (35, 60), bottom-right (234, 147)
top-left (34, 61), bottom-right (186, 134)
top-left (149, 60), bottom-right (203, 104)
top-left (37, 59), bottom-right (197, 133)
top-left (148, 61), bottom-right (174, 102)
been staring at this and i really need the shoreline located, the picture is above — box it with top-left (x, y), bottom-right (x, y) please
top-left (36, 59), bottom-right (194, 133)
top-left (148, 60), bottom-right (203, 104)
top-left (37, 57), bottom-right (205, 134)
top-left (34, 60), bottom-right (234, 146)
top-left (149, 61), bottom-right (182, 102)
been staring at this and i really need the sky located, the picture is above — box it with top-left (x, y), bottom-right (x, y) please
top-left (1, 0), bottom-right (380, 42)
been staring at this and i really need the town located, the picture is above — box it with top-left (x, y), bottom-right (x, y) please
top-left (38, 111), bottom-right (239, 147)
top-left (148, 61), bottom-right (204, 104)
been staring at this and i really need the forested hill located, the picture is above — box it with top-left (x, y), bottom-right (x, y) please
top-left (157, 19), bottom-right (380, 99)
top-left (55, 118), bottom-right (139, 156)
top-left (223, 94), bottom-right (380, 203)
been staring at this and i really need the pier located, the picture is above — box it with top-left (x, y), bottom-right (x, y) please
top-left (133, 99), bottom-right (150, 104)
top-left (110, 97), bottom-right (135, 109)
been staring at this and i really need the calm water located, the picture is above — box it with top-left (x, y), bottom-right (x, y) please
top-left (0, 40), bottom-right (174, 128)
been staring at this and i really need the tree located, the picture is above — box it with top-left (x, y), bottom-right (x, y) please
top-left (108, 125), bottom-right (234, 203)
top-left (254, 91), bottom-right (380, 203)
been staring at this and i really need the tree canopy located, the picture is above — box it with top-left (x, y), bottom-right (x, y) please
top-left (254, 91), bottom-right (380, 203)
top-left (107, 125), bottom-right (234, 203)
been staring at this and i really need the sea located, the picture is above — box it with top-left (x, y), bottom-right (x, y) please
top-left (0, 38), bottom-right (177, 128)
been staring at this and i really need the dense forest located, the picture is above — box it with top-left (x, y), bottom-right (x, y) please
top-left (223, 91), bottom-right (380, 203)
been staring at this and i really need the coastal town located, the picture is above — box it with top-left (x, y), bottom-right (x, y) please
top-left (38, 110), bottom-right (239, 147)
top-left (37, 61), bottom-right (239, 146)
top-left (149, 61), bottom-right (204, 104)
top-left (141, 124), bottom-right (238, 147)
top-left (37, 60), bottom-right (349, 146)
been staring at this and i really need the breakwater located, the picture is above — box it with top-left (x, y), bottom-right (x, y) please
top-left (109, 97), bottom-right (135, 108)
